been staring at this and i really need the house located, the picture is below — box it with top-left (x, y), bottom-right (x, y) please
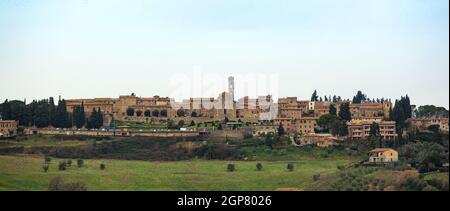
top-left (369, 148), bottom-right (398, 163)
top-left (0, 120), bottom-right (18, 138)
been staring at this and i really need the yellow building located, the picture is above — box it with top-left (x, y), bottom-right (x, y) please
top-left (369, 148), bottom-right (398, 163)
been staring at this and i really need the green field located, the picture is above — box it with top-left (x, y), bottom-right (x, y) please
top-left (0, 155), bottom-right (352, 191)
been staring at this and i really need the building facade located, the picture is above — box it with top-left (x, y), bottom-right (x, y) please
top-left (347, 120), bottom-right (397, 140)
top-left (0, 120), bottom-right (18, 137)
top-left (410, 118), bottom-right (449, 132)
top-left (369, 148), bottom-right (398, 163)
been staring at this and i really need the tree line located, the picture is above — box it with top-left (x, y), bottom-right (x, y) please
top-left (0, 98), bottom-right (104, 129)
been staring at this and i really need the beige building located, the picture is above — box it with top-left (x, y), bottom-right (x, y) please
top-left (347, 120), bottom-right (397, 140)
top-left (410, 118), bottom-right (449, 132)
top-left (350, 101), bottom-right (391, 120)
top-left (0, 120), bottom-right (18, 137)
top-left (314, 101), bottom-right (331, 117)
top-left (369, 148), bottom-right (398, 163)
top-left (274, 116), bottom-right (318, 135)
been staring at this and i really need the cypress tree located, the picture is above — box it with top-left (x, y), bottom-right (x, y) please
top-left (311, 90), bottom-right (319, 101)
top-left (338, 103), bottom-right (352, 121)
top-left (329, 104), bottom-right (337, 116)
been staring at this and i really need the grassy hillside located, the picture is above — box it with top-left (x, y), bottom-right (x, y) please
top-left (0, 155), bottom-right (352, 191)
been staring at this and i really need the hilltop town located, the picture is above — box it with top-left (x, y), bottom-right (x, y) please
top-left (2, 76), bottom-right (448, 143)
top-left (0, 76), bottom-right (449, 191)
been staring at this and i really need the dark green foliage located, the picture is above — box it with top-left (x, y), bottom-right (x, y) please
top-left (191, 111), bottom-right (197, 117)
top-left (287, 163), bottom-right (294, 172)
top-left (227, 164), bottom-right (235, 172)
top-left (58, 161), bottom-right (67, 171)
top-left (352, 91), bottom-right (367, 104)
top-left (277, 123), bottom-right (285, 136)
top-left (86, 108), bottom-right (103, 129)
top-left (399, 142), bottom-right (447, 173)
top-left (320, 151), bottom-right (329, 158)
top-left (53, 99), bottom-right (71, 128)
top-left (48, 176), bottom-right (87, 191)
top-left (313, 174), bottom-right (321, 181)
top-left (331, 167), bottom-right (378, 191)
top-left (256, 163), bottom-right (263, 171)
top-left (391, 95), bottom-right (412, 131)
top-left (311, 90), bottom-right (319, 101)
top-left (190, 120), bottom-right (195, 127)
top-left (100, 163), bottom-right (106, 170)
top-left (73, 103), bottom-right (86, 128)
top-left (415, 105), bottom-right (449, 118)
top-left (44, 156), bottom-right (51, 164)
top-left (427, 125), bottom-right (440, 133)
top-left (329, 104), bottom-right (337, 116)
top-left (42, 163), bottom-right (49, 172)
top-left (338, 103), bottom-right (351, 121)
top-left (317, 114), bottom-right (339, 132)
top-left (177, 109), bottom-right (185, 117)
top-left (126, 107), bottom-right (135, 116)
top-left (77, 159), bottom-right (84, 168)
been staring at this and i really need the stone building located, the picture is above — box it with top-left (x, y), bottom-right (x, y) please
top-left (236, 95), bottom-right (273, 122)
top-left (313, 101), bottom-right (331, 117)
top-left (0, 120), bottom-right (18, 137)
top-left (410, 118), bottom-right (449, 132)
top-left (350, 101), bottom-right (391, 120)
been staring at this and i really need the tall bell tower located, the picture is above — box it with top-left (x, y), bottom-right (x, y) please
top-left (228, 76), bottom-right (235, 102)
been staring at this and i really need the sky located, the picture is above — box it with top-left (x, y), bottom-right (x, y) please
top-left (0, 0), bottom-right (448, 108)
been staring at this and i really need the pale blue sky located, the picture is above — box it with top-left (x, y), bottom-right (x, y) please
top-left (0, 0), bottom-right (448, 108)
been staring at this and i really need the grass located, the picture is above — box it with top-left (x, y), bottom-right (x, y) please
top-left (422, 172), bottom-right (449, 181)
top-left (115, 121), bottom-right (168, 130)
top-left (0, 155), bottom-right (353, 191)
top-left (0, 135), bottom-right (92, 148)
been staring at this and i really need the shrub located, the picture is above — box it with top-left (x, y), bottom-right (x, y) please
top-left (66, 160), bottom-right (72, 167)
top-left (100, 163), bottom-right (106, 170)
top-left (227, 164), bottom-right (236, 172)
top-left (320, 151), bottom-right (329, 158)
top-left (58, 161), bottom-right (67, 171)
top-left (48, 176), bottom-right (65, 191)
top-left (337, 165), bottom-right (346, 171)
top-left (42, 163), bottom-right (49, 173)
top-left (256, 163), bottom-right (263, 171)
top-left (48, 176), bottom-right (87, 191)
top-left (77, 159), bottom-right (84, 168)
top-left (64, 182), bottom-right (88, 191)
top-left (44, 156), bottom-right (51, 164)
top-left (313, 174), bottom-right (321, 181)
top-left (287, 163), bottom-right (294, 172)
